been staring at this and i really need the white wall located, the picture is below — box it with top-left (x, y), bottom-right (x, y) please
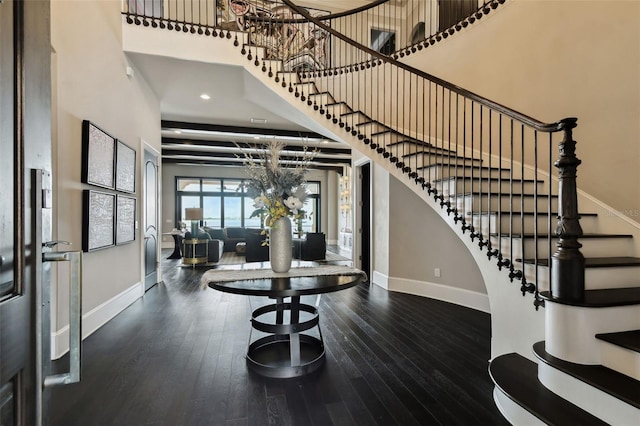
top-left (51, 0), bottom-right (161, 356)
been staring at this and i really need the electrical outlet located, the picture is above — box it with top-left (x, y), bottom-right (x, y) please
top-left (434, 268), bottom-right (441, 278)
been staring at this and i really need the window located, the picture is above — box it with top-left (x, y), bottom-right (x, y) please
top-left (175, 177), bottom-right (321, 232)
top-left (371, 29), bottom-right (396, 55)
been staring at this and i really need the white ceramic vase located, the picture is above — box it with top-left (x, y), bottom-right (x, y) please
top-left (269, 216), bottom-right (292, 273)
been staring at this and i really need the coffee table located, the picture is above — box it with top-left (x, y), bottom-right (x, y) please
top-left (206, 263), bottom-right (365, 378)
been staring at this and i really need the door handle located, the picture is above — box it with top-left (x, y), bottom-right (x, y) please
top-left (42, 249), bottom-right (82, 387)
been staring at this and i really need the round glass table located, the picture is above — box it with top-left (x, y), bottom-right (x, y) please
top-left (207, 264), bottom-right (365, 378)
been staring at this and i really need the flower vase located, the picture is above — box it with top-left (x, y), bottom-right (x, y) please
top-left (269, 216), bottom-right (292, 273)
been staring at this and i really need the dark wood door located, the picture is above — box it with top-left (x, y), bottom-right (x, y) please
top-left (359, 163), bottom-right (371, 281)
top-left (0, 1), bottom-right (52, 424)
top-left (144, 149), bottom-right (158, 291)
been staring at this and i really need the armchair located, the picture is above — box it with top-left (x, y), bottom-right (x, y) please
top-left (245, 229), bottom-right (269, 262)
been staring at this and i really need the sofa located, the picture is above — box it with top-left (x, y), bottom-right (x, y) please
top-left (245, 228), bottom-right (269, 262)
top-left (293, 233), bottom-right (326, 261)
top-left (183, 230), bottom-right (224, 263)
top-left (203, 227), bottom-right (252, 252)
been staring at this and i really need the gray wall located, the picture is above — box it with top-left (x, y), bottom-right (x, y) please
top-left (388, 175), bottom-right (485, 294)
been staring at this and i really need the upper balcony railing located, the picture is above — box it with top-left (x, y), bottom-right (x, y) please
top-left (123, 0), bottom-right (505, 71)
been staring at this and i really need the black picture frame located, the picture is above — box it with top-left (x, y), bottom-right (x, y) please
top-left (115, 139), bottom-right (136, 193)
top-left (82, 120), bottom-right (115, 189)
top-left (82, 190), bottom-right (116, 252)
top-left (116, 195), bottom-right (136, 245)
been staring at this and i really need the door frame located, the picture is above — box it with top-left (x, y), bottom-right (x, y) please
top-left (141, 141), bottom-right (161, 287)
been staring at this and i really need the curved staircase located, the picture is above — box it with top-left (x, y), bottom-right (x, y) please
top-left (122, 0), bottom-right (640, 423)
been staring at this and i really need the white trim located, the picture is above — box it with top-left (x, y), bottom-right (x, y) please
top-left (372, 270), bottom-right (490, 313)
top-left (372, 270), bottom-right (389, 290)
top-left (493, 388), bottom-right (546, 426)
top-left (51, 281), bottom-right (144, 359)
top-left (388, 275), bottom-right (491, 314)
top-left (538, 362), bottom-right (640, 425)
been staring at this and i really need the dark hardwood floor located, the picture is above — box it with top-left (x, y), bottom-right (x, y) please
top-left (49, 250), bottom-right (508, 425)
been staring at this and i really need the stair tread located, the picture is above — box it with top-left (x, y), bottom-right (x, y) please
top-left (528, 256), bottom-right (640, 268)
top-left (496, 232), bottom-right (632, 239)
top-left (468, 211), bottom-right (598, 217)
top-left (450, 192), bottom-right (558, 198)
top-left (489, 353), bottom-right (607, 425)
top-left (533, 341), bottom-right (640, 408)
top-left (434, 176), bottom-right (538, 183)
top-left (539, 287), bottom-right (640, 307)
top-left (595, 330), bottom-right (640, 353)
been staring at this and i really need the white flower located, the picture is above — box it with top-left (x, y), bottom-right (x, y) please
top-left (284, 196), bottom-right (303, 214)
top-left (253, 195), bottom-right (266, 209)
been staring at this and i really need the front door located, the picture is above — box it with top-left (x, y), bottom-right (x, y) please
top-left (143, 149), bottom-right (159, 291)
top-left (0, 1), bottom-right (52, 424)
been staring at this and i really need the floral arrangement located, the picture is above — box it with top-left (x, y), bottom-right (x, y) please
top-left (240, 141), bottom-right (316, 229)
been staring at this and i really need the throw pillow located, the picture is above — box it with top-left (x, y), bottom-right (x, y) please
top-left (209, 228), bottom-right (227, 240)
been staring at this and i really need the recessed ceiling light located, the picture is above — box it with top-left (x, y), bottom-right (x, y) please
top-left (250, 118), bottom-right (267, 124)
top-left (200, 94), bottom-right (211, 100)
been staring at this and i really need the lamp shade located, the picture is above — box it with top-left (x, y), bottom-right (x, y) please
top-left (184, 208), bottom-right (203, 221)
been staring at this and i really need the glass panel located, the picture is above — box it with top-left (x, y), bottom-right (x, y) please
top-left (202, 179), bottom-right (222, 192)
top-left (306, 181), bottom-right (320, 194)
top-left (300, 197), bottom-right (318, 233)
top-left (371, 29), bottom-right (395, 55)
top-left (0, 7), bottom-right (15, 299)
top-left (244, 197), bottom-right (262, 229)
top-left (222, 179), bottom-right (242, 193)
top-left (203, 196), bottom-right (221, 228)
top-left (223, 197), bottom-right (242, 228)
top-left (0, 380), bottom-right (15, 426)
top-left (177, 178), bottom-right (200, 192)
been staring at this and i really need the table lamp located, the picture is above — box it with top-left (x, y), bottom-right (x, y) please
top-left (184, 208), bottom-right (203, 237)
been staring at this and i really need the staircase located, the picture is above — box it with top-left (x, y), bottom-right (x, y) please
top-left (122, 0), bottom-right (640, 423)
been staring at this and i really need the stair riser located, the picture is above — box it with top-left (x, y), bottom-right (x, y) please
top-left (538, 363), bottom-right (640, 425)
top-left (404, 155), bottom-right (482, 170)
top-left (356, 121), bottom-right (387, 134)
top-left (598, 340), bottom-right (640, 381)
top-left (420, 164), bottom-right (516, 180)
top-left (470, 213), bottom-right (599, 235)
top-left (340, 112), bottom-right (370, 127)
top-left (435, 178), bottom-right (541, 197)
top-left (307, 93), bottom-right (335, 106)
top-left (370, 131), bottom-right (410, 145)
top-left (453, 195), bottom-right (558, 213)
top-left (325, 103), bottom-right (352, 116)
top-left (517, 262), bottom-right (640, 290)
top-left (392, 142), bottom-right (456, 156)
top-left (496, 237), bottom-right (633, 261)
top-left (294, 82), bottom-right (317, 95)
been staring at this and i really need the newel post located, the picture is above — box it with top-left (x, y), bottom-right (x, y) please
top-left (551, 119), bottom-right (585, 301)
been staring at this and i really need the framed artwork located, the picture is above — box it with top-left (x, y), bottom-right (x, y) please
top-left (115, 140), bottom-right (136, 193)
top-left (82, 190), bottom-right (116, 252)
top-left (82, 120), bottom-right (115, 189)
top-left (116, 195), bottom-right (137, 245)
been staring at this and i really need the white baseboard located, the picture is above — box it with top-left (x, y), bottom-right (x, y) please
top-left (372, 270), bottom-right (490, 313)
top-left (51, 281), bottom-right (144, 359)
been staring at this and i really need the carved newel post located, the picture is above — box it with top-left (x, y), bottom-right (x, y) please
top-left (551, 119), bottom-right (585, 301)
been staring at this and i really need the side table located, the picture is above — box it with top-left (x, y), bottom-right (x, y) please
top-left (163, 231), bottom-right (184, 259)
top-left (182, 239), bottom-right (208, 266)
